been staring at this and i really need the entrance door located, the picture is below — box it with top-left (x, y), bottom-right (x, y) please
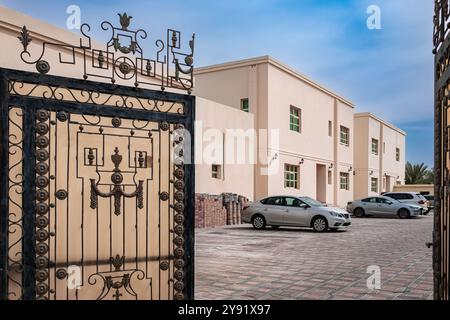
top-left (385, 176), bottom-right (392, 193)
top-left (316, 164), bottom-right (327, 203)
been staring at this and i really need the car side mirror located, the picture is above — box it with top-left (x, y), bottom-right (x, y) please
top-left (300, 204), bottom-right (310, 209)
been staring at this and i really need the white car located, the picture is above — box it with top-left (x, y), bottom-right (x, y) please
top-left (383, 192), bottom-right (430, 214)
top-left (242, 196), bottom-right (351, 232)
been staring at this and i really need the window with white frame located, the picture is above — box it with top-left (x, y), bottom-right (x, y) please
top-left (211, 164), bottom-right (222, 179)
top-left (290, 106), bottom-right (301, 133)
top-left (372, 138), bottom-right (379, 155)
top-left (371, 177), bottom-right (378, 193)
top-left (396, 148), bottom-right (400, 162)
top-left (240, 98), bottom-right (249, 112)
top-left (285, 164), bottom-right (299, 189)
top-left (340, 172), bottom-right (349, 190)
top-left (340, 126), bottom-right (349, 146)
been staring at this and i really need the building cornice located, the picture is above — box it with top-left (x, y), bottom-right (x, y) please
top-left (195, 55), bottom-right (355, 108)
top-left (354, 112), bottom-right (407, 136)
top-left (0, 6), bottom-right (82, 46)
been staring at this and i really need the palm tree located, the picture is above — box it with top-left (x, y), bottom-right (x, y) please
top-left (424, 168), bottom-right (434, 184)
top-left (405, 162), bottom-right (433, 184)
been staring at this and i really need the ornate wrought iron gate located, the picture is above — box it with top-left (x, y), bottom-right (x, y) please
top-left (0, 14), bottom-right (195, 300)
top-left (434, 0), bottom-right (450, 301)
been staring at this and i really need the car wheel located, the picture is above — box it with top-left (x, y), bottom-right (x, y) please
top-left (354, 208), bottom-right (365, 218)
top-left (312, 216), bottom-right (328, 232)
top-left (252, 215), bottom-right (266, 230)
top-left (271, 225), bottom-right (280, 229)
top-left (398, 209), bottom-right (411, 219)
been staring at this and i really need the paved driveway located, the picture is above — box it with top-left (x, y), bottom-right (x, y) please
top-left (195, 215), bottom-right (433, 300)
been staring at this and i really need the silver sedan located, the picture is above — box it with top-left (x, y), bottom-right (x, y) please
top-left (242, 196), bottom-right (351, 232)
top-left (346, 196), bottom-right (423, 219)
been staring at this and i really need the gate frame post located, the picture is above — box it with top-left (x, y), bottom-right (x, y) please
top-left (22, 101), bottom-right (37, 300)
top-left (434, 61), bottom-right (443, 301)
top-left (184, 94), bottom-right (195, 300)
top-left (0, 70), bottom-right (9, 300)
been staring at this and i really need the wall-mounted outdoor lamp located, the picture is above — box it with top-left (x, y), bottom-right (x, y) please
top-left (348, 166), bottom-right (353, 172)
top-left (299, 158), bottom-right (305, 165)
top-left (328, 164), bottom-right (334, 170)
top-left (269, 153), bottom-right (278, 165)
top-left (369, 170), bottom-right (374, 175)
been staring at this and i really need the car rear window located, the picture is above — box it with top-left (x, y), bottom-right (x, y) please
top-left (385, 193), bottom-right (413, 200)
top-left (384, 193), bottom-right (400, 200)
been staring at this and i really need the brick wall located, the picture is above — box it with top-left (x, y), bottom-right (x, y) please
top-left (195, 193), bottom-right (249, 229)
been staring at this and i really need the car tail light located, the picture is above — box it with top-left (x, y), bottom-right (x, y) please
top-left (418, 200), bottom-right (425, 204)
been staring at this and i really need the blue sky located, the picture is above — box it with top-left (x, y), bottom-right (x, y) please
top-left (0, 0), bottom-right (434, 167)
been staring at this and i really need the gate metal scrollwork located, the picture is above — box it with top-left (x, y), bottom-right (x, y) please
top-left (90, 147), bottom-right (144, 216)
top-left (17, 12), bottom-right (195, 93)
top-left (87, 254), bottom-right (146, 301)
top-left (0, 13), bottom-right (195, 301)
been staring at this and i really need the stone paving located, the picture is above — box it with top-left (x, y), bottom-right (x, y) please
top-left (195, 214), bottom-right (433, 300)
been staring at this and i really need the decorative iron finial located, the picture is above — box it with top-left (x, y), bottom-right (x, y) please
top-left (18, 26), bottom-right (32, 52)
top-left (118, 13), bottom-right (132, 30)
top-left (110, 254), bottom-right (125, 271)
top-left (111, 147), bottom-right (122, 170)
